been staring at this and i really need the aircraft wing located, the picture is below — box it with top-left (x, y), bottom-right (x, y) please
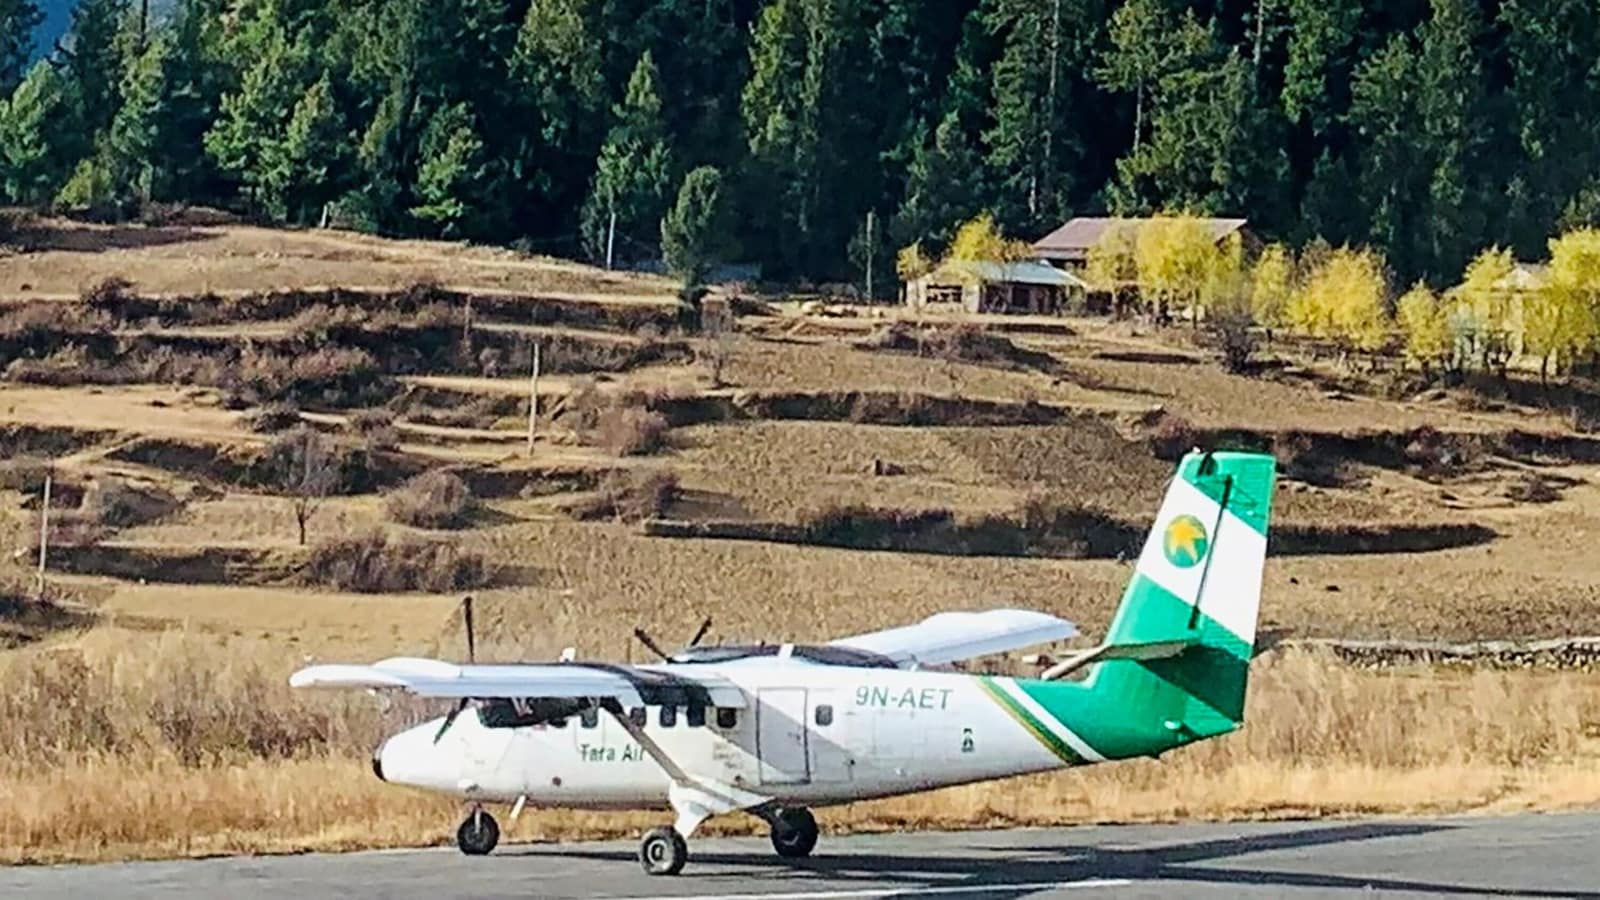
top-left (288, 657), bottom-right (747, 708)
top-left (828, 608), bottom-right (1078, 668)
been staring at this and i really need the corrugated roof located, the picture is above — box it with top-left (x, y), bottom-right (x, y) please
top-left (1034, 217), bottom-right (1250, 259)
top-left (925, 260), bottom-right (1088, 288)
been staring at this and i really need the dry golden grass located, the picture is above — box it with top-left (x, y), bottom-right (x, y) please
top-left (0, 220), bottom-right (675, 301)
top-left (3, 639), bottom-right (1598, 864)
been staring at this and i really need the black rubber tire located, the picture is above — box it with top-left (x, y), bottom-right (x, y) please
top-left (456, 810), bottom-right (500, 856)
top-left (770, 807), bottom-right (819, 859)
top-left (638, 826), bottom-right (688, 876)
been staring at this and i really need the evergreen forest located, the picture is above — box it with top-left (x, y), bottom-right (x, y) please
top-left (3, 0), bottom-right (1600, 291)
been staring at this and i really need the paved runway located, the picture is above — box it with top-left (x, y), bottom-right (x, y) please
top-left (5, 813), bottom-right (1599, 899)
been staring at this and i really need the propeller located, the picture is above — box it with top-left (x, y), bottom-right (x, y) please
top-left (434, 595), bottom-right (477, 743)
top-left (633, 616), bottom-right (713, 663)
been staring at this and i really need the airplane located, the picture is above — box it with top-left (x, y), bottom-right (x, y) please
top-left (290, 448), bottom-right (1276, 876)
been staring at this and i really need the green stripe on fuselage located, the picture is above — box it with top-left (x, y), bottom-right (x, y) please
top-left (975, 676), bottom-right (1084, 765)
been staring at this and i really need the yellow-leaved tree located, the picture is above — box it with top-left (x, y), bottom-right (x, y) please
top-left (1395, 282), bottom-right (1453, 374)
top-left (896, 242), bottom-right (933, 282)
top-left (1134, 213), bottom-right (1219, 325)
top-left (1085, 220), bottom-right (1139, 317)
top-left (1249, 243), bottom-right (1294, 329)
top-left (945, 212), bottom-right (1032, 263)
top-left (1452, 247), bottom-right (1516, 374)
top-left (1289, 246), bottom-right (1390, 357)
top-left (1531, 227), bottom-right (1600, 383)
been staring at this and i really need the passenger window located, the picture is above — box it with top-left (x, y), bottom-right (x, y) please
top-left (716, 708), bottom-right (738, 729)
top-left (660, 706), bottom-right (676, 728)
top-left (580, 706), bottom-right (598, 729)
top-left (629, 706), bottom-right (647, 727)
top-left (551, 717), bottom-right (568, 729)
top-left (687, 704), bottom-right (706, 728)
top-left (814, 704), bottom-right (833, 727)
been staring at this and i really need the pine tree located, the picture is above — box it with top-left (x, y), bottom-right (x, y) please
top-left (1109, 13), bottom-right (1286, 224)
top-left (982, 0), bottom-right (1082, 227)
top-left (0, 0), bottom-right (41, 98)
top-left (0, 62), bottom-right (69, 204)
top-left (742, 0), bottom-right (874, 277)
top-left (893, 108), bottom-right (988, 256)
top-left (203, 10), bottom-right (312, 216)
top-left (410, 102), bottom-right (487, 236)
top-left (580, 51), bottom-right (673, 264)
top-left (106, 35), bottom-right (172, 206)
top-left (1097, 0), bottom-right (1169, 150)
top-left (510, 0), bottom-right (607, 233)
top-left (1500, 0), bottom-right (1600, 256)
top-left (60, 0), bottom-right (132, 149)
top-left (269, 73), bottom-right (348, 224)
top-left (662, 165), bottom-right (730, 286)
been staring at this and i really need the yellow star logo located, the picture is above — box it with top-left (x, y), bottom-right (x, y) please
top-left (1163, 515), bottom-right (1209, 568)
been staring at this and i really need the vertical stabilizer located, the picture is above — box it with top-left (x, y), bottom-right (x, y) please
top-left (1093, 449), bottom-right (1276, 739)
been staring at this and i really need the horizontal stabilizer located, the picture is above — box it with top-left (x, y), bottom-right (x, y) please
top-left (830, 608), bottom-right (1078, 669)
top-left (1039, 638), bottom-right (1197, 681)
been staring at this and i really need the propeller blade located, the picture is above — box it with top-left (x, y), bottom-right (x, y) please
top-left (434, 698), bottom-right (468, 743)
top-left (687, 617), bottom-right (713, 648)
top-left (462, 595), bottom-right (475, 664)
top-left (633, 626), bottom-right (672, 662)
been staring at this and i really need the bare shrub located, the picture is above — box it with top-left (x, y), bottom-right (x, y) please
top-left (287, 304), bottom-right (367, 342)
top-left (79, 276), bottom-right (136, 313)
top-left (246, 403), bottom-right (301, 433)
top-left (301, 530), bottom-right (491, 593)
top-left (79, 479), bottom-right (182, 528)
top-left (1210, 310), bottom-right (1258, 374)
top-left (1146, 411), bottom-right (1199, 461)
top-left (385, 470), bottom-right (477, 529)
top-left (1402, 426), bottom-right (1485, 478)
top-left (347, 408), bottom-right (400, 452)
top-left (699, 298), bottom-right (736, 386)
top-left (263, 427), bottom-right (340, 546)
top-left (596, 406), bottom-right (669, 455)
top-left (566, 471), bottom-right (679, 522)
top-left (1506, 473), bottom-right (1560, 504)
top-left (564, 376), bottom-right (605, 433)
top-left (3, 345), bottom-right (129, 387)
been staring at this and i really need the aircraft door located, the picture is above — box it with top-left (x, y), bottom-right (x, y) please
top-left (756, 688), bottom-right (811, 785)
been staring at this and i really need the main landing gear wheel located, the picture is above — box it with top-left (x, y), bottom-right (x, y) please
top-left (639, 826), bottom-right (689, 876)
top-left (770, 807), bottom-right (819, 859)
top-left (456, 809), bottom-right (500, 855)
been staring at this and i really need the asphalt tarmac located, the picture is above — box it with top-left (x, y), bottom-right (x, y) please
top-left (4, 813), bottom-right (1598, 899)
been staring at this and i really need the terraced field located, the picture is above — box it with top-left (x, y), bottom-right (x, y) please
top-left (7, 216), bottom-right (1600, 862)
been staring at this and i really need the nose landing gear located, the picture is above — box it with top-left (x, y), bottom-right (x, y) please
top-left (456, 806), bottom-right (500, 855)
top-left (638, 826), bottom-right (688, 875)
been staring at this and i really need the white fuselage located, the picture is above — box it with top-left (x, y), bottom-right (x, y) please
top-left (376, 657), bottom-right (1070, 810)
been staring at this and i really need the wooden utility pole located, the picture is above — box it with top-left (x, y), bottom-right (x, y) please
top-left (865, 210), bottom-right (875, 301)
top-left (526, 342), bottom-right (541, 457)
top-left (35, 469), bottom-right (51, 597)
top-left (605, 210), bottom-right (617, 271)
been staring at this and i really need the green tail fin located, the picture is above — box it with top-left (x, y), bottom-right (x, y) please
top-left (1091, 448), bottom-right (1277, 741)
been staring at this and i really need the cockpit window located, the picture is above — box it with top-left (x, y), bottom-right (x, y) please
top-left (716, 707), bottom-right (738, 728)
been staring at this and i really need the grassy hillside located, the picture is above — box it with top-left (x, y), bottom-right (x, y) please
top-left (5, 218), bottom-right (1600, 862)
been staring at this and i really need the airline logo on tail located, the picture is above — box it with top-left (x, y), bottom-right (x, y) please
top-left (1162, 514), bottom-right (1210, 568)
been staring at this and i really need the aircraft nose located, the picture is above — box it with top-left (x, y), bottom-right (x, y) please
top-left (372, 718), bottom-right (463, 793)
